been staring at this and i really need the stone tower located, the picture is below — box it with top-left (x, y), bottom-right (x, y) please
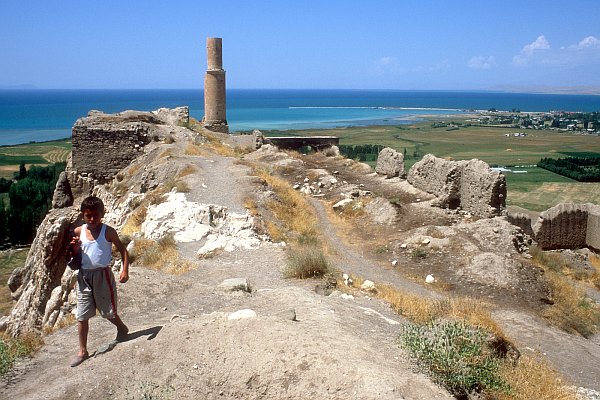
top-left (203, 37), bottom-right (228, 133)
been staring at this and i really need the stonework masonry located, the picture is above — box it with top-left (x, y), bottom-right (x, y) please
top-left (203, 37), bottom-right (228, 133)
top-left (71, 108), bottom-right (188, 183)
top-left (72, 115), bottom-right (152, 183)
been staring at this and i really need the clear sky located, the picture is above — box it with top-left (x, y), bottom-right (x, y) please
top-left (1, 0), bottom-right (599, 90)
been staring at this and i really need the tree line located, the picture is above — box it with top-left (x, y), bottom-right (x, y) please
top-left (338, 144), bottom-right (387, 162)
top-left (0, 162), bottom-right (65, 247)
top-left (537, 156), bottom-right (600, 182)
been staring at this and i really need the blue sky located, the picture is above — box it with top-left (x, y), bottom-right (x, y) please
top-left (1, 0), bottom-right (599, 90)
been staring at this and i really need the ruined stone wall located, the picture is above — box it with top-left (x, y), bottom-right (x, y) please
top-left (460, 159), bottom-right (507, 218)
top-left (71, 115), bottom-right (152, 183)
top-left (375, 147), bottom-right (405, 178)
top-left (533, 203), bottom-right (588, 250)
top-left (587, 204), bottom-right (600, 250)
top-left (407, 154), bottom-right (462, 208)
top-left (407, 154), bottom-right (505, 217)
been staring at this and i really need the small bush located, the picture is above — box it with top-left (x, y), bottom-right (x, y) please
top-left (412, 248), bottom-right (428, 258)
top-left (400, 321), bottom-right (508, 398)
top-left (284, 245), bottom-right (331, 279)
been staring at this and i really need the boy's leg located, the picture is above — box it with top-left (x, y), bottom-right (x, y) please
top-left (78, 320), bottom-right (90, 356)
top-left (108, 315), bottom-right (129, 341)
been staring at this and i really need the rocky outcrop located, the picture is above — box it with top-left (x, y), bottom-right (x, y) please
top-left (407, 154), bottom-right (506, 217)
top-left (140, 192), bottom-right (263, 257)
top-left (375, 147), bottom-right (405, 178)
top-left (532, 203), bottom-right (600, 250)
top-left (152, 106), bottom-right (189, 126)
top-left (5, 208), bottom-right (80, 336)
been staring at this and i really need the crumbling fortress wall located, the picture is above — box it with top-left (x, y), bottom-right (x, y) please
top-left (71, 108), bottom-right (188, 183)
top-left (406, 154), bottom-right (506, 217)
top-left (508, 203), bottom-right (600, 250)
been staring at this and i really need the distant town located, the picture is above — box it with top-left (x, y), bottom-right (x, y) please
top-left (469, 110), bottom-right (600, 134)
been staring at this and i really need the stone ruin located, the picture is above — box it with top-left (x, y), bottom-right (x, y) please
top-left (508, 203), bottom-right (600, 251)
top-left (71, 107), bottom-right (188, 183)
top-left (406, 154), bottom-right (506, 218)
top-left (375, 147), bottom-right (405, 178)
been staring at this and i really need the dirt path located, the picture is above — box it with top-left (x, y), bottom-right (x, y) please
top-left (0, 148), bottom-right (453, 400)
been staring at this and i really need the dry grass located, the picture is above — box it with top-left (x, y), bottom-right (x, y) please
top-left (253, 167), bottom-right (319, 242)
top-left (496, 354), bottom-right (577, 400)
top-left (184, 143), bottom-right (205, 156)
top-left (0, 333), bottom-right (44, 375)
top-left (177, 164), bottom-right (197, 178)
top-left (589, 255), bottom-right (600, 289)
top-left (542, 270), bottom-right (600, 338)
top-left (132, 236), bottom-right (196, 275)
top-left (42, 313), bottom-right (76, 335)
top-left (375, 284), bottom-right (504, 337)
top-left (121, 205), bottom-right (148, 236)
top-left (530, 246), bottom-right (600, 338)
top-left (159, 148), bottom-right (176, 158)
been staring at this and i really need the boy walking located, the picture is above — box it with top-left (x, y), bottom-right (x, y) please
top-left (69, 196), bottom-right (129, 367)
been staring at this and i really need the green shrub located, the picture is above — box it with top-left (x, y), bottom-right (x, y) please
top-left (399, 320), bottom-right (508, 398)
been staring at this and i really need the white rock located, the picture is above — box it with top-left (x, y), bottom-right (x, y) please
top-left (421, 238), bottom-right (431, 245)
top-left (227, 309), bottom-right (257, 320)
top-left (425, 274), bottom-right (435, 284)
top-left (340, 294), bottom-right (354, 300)
top-left (333, 198), bottom-right (353, 210)
top-left (391, 260), bottom-right (398, 266)
top-left (361, 280), bottom-right (376, 292)
top-left (400, 243), bottom-right (407, 249)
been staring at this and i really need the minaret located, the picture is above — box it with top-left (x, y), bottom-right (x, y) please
top-left (203, 37), bottom-right (228, 133)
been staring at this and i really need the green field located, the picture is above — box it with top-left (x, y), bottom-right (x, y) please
top-left (0, 248), bottom-right (28, 316)
top-left (0, 139), bottom-right (71, 178)
top-left (272, 120), bottom-right (600, 211)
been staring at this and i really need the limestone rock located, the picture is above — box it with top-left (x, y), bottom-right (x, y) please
top-left (375, 147), bottom-right (405, 178)
top-left (333, 198), bottom-right (353, 211)
top-left (152, 106), bottom-right (189, 126)
top-left (51, 171), bottom-right (74, 209)
top-left (218, 278), bottom-right (251, 293)
top-left (5, 208), bottom-right (80, 336)
top-left (228, 309), bottom-right (257, 320)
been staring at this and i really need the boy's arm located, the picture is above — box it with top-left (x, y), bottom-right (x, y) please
top-left (106, 226), bottom-right (129, 283)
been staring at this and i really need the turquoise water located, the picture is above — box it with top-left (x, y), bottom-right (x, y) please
top-left (1, 89), bottom-right (599, 145)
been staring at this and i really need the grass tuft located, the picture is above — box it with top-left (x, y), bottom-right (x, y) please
top-left (496, 353), bottom-right (577, 400)
top-left (0, 333), bottom-right (44, 375)
top-left (284, 244), bottom-right (331, 279)
top-left (253, 167), bottom-right (319, 242)
top-left (132, 235), bottom-right (196, 275)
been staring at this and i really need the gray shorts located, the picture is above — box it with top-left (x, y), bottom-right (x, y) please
top-left (76, 267), bottom-right (119, 321)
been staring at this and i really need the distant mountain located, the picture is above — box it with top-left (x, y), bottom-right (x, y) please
top-left (0, 84), bottom-right (39, 90)
top-left (489, 85), bottom-right (600, 96)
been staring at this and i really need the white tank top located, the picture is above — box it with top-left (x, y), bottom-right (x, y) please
top-left (80, 224), bottom-right (112, 269)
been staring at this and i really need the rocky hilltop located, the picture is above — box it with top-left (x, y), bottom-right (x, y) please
top-left (1, 109), bottom-right (599, 400)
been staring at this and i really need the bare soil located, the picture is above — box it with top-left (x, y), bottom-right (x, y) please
top-left (2, 136), bottom-right (600, 399)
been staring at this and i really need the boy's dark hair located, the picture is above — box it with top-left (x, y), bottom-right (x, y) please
top-left (80, 196), bottom-right (105, 215)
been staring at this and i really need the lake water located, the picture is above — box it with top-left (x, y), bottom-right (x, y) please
top-left (1, 89), bottom-right (599, 145)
